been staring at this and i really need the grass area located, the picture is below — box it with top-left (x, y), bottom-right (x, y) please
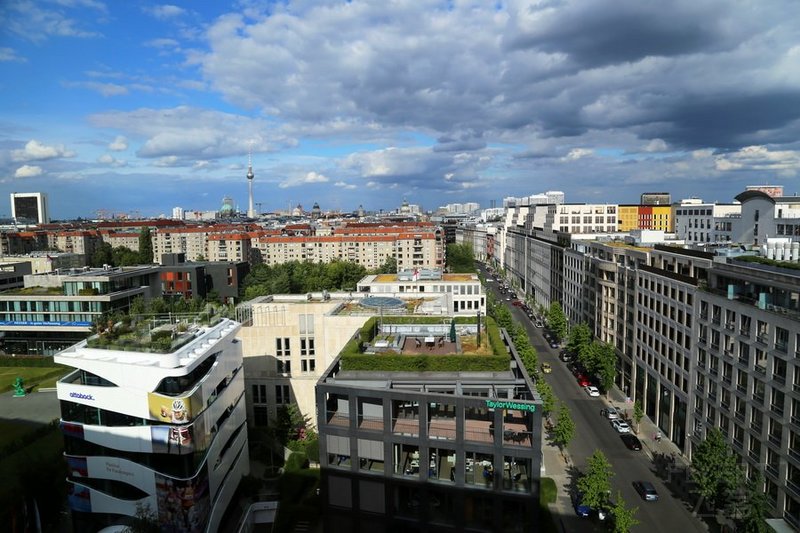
top-left (0, 366), bottom-right (68, 393)
top-left (539, 477), bottom-right (560, 533)
top-left (540, 477), bottom-right (557, 505)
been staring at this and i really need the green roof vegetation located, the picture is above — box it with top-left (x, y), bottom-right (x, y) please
top-left (733, 255), bottom-right (800, 271)
top-left (340, 316), bottom-right (509, 372)
top-left (1, 286), bottom-right (63, 295)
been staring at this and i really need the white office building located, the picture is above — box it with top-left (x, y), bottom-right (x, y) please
top-left (56, 317), bottom-right (249, 533)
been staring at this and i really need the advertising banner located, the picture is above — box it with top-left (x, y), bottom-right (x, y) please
top-left (155, 470), bottom-right (210, 533)
top-left (67, 482), bottom-right (92, 513)
top-left (148, 392), bottom-right (194, 423)
top-left (151, 425), bottom-right (195, 455)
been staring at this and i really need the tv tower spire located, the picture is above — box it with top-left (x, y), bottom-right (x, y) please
top-left (246, 143), bottom-right (256, 218)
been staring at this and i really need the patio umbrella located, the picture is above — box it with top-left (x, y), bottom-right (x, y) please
top-left (449, 318), bottom-right (456, 343)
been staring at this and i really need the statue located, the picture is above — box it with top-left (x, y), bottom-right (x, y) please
top-left (12, 377), bottom-right (26, 397)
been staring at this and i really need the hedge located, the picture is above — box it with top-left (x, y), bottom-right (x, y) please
top-left (341, 354), bottom-right (508, 372)
top-left (0, 356), bottom-right (61, 367)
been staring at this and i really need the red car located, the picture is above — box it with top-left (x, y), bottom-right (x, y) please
top-left (512, 300), bottom-right (523, 306)
top-left (577, 375), bottom-right (591, 387)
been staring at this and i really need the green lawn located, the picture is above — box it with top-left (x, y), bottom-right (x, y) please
top-left (0, 366), bottom-right (69, 393)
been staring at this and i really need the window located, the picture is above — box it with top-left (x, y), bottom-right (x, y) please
top-left (253, 406), bottom-right (269, 426)
top-left (252, 384), bottom-right (267, 404)
top-left (276, 385), bottom-right (290, 405)
top-left (276, 337), bottom-right (291, 374)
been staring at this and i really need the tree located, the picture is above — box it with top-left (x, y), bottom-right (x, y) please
top-left (537, 379), bottom-right (556, 418)
top-left (691, 428), bottom-right (744, 513)
top-left (740, 472), bottom-right (768, 533)
top-left (567, 322), bottom-right (592, 354)
top-left (610, 491), bottom-right (640, 533)
top-left (112, 246), bottom-right (141, 266)
top-left (374, 256), bottom-right (397, 274)
top-left (446, 243), bottom-right (475, 273)
top-left (90, 242), bottom-right (113, 267)
top-left (583, 341), bottom-right (617, 393)
top-left (577, 449), bottom-right (613, 512)
top-left (138, 227), bottom-right (153, 264)
top-left (552, 402), bottom-right (575, 452)
top-left (546, 302), bottom-right (567, 342)
top-left (632, 400), bottom-right (644, 433)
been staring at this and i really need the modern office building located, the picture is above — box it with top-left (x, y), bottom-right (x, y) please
top-left (159, 253), bottom-right (250, 304)
top-left (316, 315), bottom-right (542, 532)
top-left (692, 258), bottom-right (800, 527)
top-left (56, 316), bottom-right (248, 533)
top-left (0, 266), bottom-right (161, 356)
top-left (10, 192), bottom-right (49, 224)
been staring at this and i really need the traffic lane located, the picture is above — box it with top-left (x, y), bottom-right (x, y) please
top-left (501, 299), bottom-right (702, 531)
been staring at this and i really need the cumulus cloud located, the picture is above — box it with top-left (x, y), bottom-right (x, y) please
top-left (14, 165), bottom-right (43, 178)
top-left (714, 145), bottom-right (800, 174)
top-left (145, 4), bottom-right (186, 20)
top-left (89, 106), bottom-right (295, 161)
top-left (562, 148), bottom-right (593, 161)
top-left (108, 136), bottom-right (128, 151)
top-left (97, 154), bottom-right (127, 167)
top-left (12, 140), bottom-right (75, 161)
top-left (279, 171), bottom-right (330, 188)
top-left (644, 139), bottom-right (668, 152)
top-left (335, 181), bottom-right (356, 190)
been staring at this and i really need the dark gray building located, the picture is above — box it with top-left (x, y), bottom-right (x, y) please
top-left (316, 326), bottom-right (542, 532)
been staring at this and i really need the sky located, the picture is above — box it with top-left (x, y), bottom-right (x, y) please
top-left (1, 0), bottom-right (799, 220)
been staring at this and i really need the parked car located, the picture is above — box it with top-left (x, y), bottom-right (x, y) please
top-left (611, 419), bottom-right (632, 433)
top-left (601, 407), bottom-right (621, 420)
top-left (585, 386), bottom-right (600, 397)
top-left (534, 320), bottom-right (544, 328)
top-left (620, 434), bottom-right (643, 450)
top-left (577, 375), bottom-right (591, 387)
top-left (549, 341), bottom-right (560, 349)
top-left (573, 491), bottom-right (608, 520)
top-left (541, 362), bottom-right (552, 374)
top-left (633, 480), bottom-right (659, 501)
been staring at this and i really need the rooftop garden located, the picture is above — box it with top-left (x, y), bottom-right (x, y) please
top-left (339, 315), bottom-right (509, 372)
top-left (2, 286), bottom-right (63, 296)
top-left (732, 255), bottom-right (800, 272)
top-left (85, 305), bottom-right (228, 354)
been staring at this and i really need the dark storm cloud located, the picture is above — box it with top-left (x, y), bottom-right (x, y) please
top-left (505, 0), bottom-right (744, 67)
top-left (653, 91), bottom-right (800, 149)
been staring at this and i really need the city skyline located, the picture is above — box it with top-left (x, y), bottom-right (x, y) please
top-left (1, 1), bottom-right (799, 219)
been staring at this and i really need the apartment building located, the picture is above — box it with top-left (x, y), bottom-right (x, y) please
top-left (674, 199), bottom-right (741, 244)
top-left (316, 318), bottom-right (542, 532)
top-left (152, 226), bottom-right (218, 262)
top-left (456, 223), bottom-right (488, 262)
top-left (100, 230), bottom-right (141, 252)
top-left (207, 233), bottom-right (252, 263)
top-left (618, 205), bottom-right (673, 232)
top-left (56, 317), bottom-right (248, 533)
top-left (552, 203), bottom-right (619, 234)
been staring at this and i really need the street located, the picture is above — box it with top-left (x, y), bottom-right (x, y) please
top-left (480, 266), bottom-right (705, 532)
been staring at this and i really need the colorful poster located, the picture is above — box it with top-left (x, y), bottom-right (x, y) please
top-left (67, 482), bottom-right (91, 513)
top-left (151, 425), bottom-right (195, 455)
top-left (148, 393), bottom-right (193, 423)
top-left (155, 470), bottom-right (210, 533)
top-left (66, 455), bottom-right (88, 477)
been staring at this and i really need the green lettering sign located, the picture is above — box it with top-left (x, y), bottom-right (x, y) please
top-left (485, 399), bottom-right (536, 412)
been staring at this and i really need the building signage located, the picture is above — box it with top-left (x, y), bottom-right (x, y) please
top-left (485, 399), bottom-right (536, 413)
top-left (0, 320), bottom-right (92, 327)
top-left (70, 392), bottom-right (95, 401)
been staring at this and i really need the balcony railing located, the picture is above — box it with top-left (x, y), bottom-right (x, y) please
top-left (768, 433), bottom-right (782, 446)
top-left (757, 334), bottom-right (769, 345)
top-left (770, 404), bottom-right (784, 417)
top-left (776, 341), bottom-right (788, 353)
top-left (748, 449), bottom-right (760, 462)
top-left (734, 411), bottom-right (745, 422)
top-left (740, 328), bottom-right (750, 337)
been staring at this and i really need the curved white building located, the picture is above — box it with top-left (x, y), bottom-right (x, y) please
top-left (55, 317), bottom-right (249, 533)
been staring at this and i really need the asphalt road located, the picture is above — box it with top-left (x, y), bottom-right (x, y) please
top-left (480, 266), bottom-right (704, 532)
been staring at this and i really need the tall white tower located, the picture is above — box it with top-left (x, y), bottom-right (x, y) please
top-left (246, 150), bottom-right (256, 218)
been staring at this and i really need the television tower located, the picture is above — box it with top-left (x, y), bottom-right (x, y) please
top-left (246, 146), bottom-right (256, 218)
